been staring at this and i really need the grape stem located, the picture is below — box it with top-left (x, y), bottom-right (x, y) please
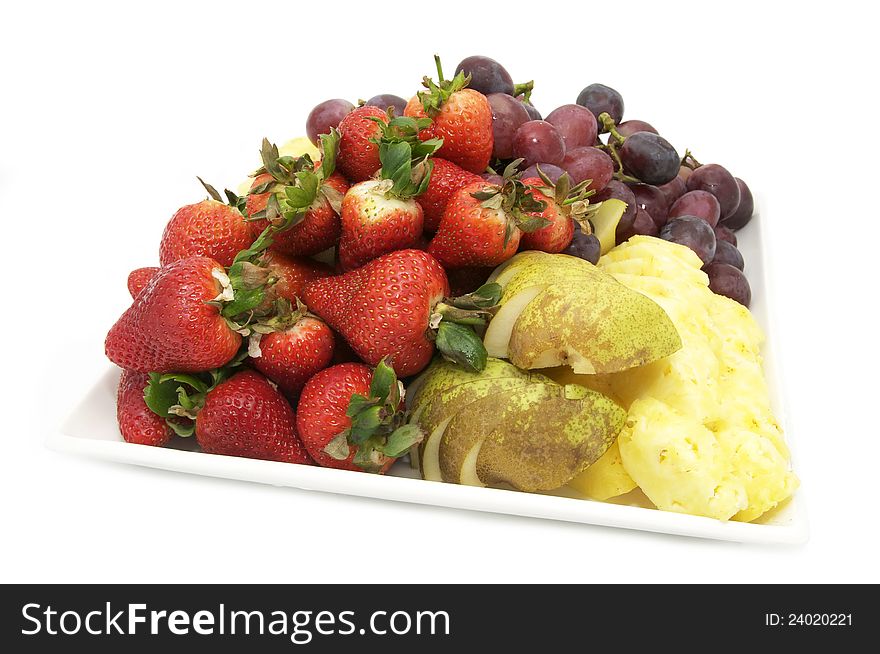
top-left (597, 112), bottom-right (640, 183)
top-left (598, 112), bottom-right (626, 146)
top-left (681, 149), bottom-right (703, 169)
top-left (512, 80), bottom-right (534, 101)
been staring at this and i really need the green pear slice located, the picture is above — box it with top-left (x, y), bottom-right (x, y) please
top-left (500, 260), bottom-right (613, 301)
top-left (484, 284), bottom-right (549, 357)
top-left (416, 375), bottom-right (549, 480)
top-left (420, 415), bottom-right (452, 481)
top-left (590, 198), bottom-right (627, 255)
top-left (508, 280), bottom-right (681, 374)
top-left (485, 258), bottom-right (617, 359)
top-left (486, 250), bottom-right (551, 285)
top-left (439, 383), bottom-right (626, 491)
top-left (490, 252), bottom-right (604, 293)
top-left (408, 357), bottom-right (533, 413)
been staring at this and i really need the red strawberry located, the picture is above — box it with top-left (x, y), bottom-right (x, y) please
top-left (246, 136), bottom-right (349, 257)
top-left (337, 117), bottom-right (442, 270)
top-left (116, 370), bottom-right (173, 447)
top-left (246, 171), bottom-right (348, 257)
top-left (127, 267), bottom-right (159, 299)
top-left (428, 174), bottom-right (549, 268)
top-left (194, 370), bottom-right (312, 464)
top-left (159, 181), bottom-right (253, 267)
top-left (519, 173), bottom-right (596, 254)
top-left (404, 56), bottom-right (493, 174)
top-left (297, 360), bottom-right (423, 472)
top-left (518, 177), bottom-right (574, 253)
top-left (338, 179), bottom-right (424, 271)
top-left (416, 157), bottom-right (481, 232)
top-left (249, 314), bottom-right (335, 401)
top-left (303, 249), bottom-right (497, 375)
top-left (105, 256), bottom-right (242, 373)
top-left (336, 105), bottom-right (389, 182)
top-left (259, 251), bottom-right (334, 302)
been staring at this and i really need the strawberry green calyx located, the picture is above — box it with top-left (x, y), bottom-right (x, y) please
top-left (215, 132), bottom-right (343, 328)
top-left (142, 352), bottom-right (247, 437)
top-left (373, 115), bottom-right (443, 164)
top-left (429, 282), bottom-right (502, 372)
top-left (531, 166), bottom-right (601, 234)
top-left (417, 54), bottom-right (470, 117)
top-left (249, 130), bottom-right (343, 227)
top-left (323, 359), bottom-right (424, 472)
top-left (471, 159), bottom-right (550, 245)
top-left (378, 139), bottom-right (440, 200)
top-left (370, 115), bottom-right (442, 199)
top-left (198, 177), bottom-right (248, 215)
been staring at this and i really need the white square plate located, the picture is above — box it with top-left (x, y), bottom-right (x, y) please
top-left (48, 201), bottom-right (807, 544)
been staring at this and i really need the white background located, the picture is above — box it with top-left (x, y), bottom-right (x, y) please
top-left (2, 0), bottom-right (879, 583)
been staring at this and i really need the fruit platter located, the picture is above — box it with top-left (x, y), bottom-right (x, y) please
top-left (51, 55), bottom-right (805, 543)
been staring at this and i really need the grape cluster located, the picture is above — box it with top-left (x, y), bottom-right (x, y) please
top-left (304, 55), bottom-right (756, 307)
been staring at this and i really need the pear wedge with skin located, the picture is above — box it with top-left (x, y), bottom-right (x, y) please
top-left (489, 251), bottom-right (604, 292)
top-left (590, 198), bottom-right (627, 255)
top-left (484, 284), bottom-right (549, 358)
top-left (507, 280), bottom-right (682, 374)
top-left (486, 250), bottom-right (551, 285)
top-left (415, 375), bottom-right (547, 481)
top-left (439, 382), bottom-right (626, 492)
top-left (407, 357), bottom-right (535, 414)
top-left (485, 260), bottom-right (614, 358)
top-left (498, 260), bottom-right (614, 304)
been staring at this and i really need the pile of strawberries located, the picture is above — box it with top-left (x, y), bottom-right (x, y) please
top-left (107, 56), bottom-right (593, 473)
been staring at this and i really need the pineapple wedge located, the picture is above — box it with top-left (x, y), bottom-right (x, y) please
top-left (566, 235), bottom-right (798, 521)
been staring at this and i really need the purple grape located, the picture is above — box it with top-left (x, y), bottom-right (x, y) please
top-left (659, 216), bottom-right (717, 264)
top-left (617, 206), bottom-right (658, 243)
top-left (686, 164), bottom-right (741, 220)
top-left (576, 84), bottom-right (624, 129)
top-left (562, 224), bottom-right (601, 264)
top-left (629, 183), bottom-right (668, 228)
top-left (306, 99), bottom-right (355, 145)
top-left (617, 120), bottom-right (658, 138)
top-left (657, 176), bottom-right (687, 208)
top-left (619, 132), bottom-right (679, 185)
top-left (561, 146), bottom-right (613, 191)
top-left (512, 120), bottom-right (565, 167)
top-left (678, 165), bottom-right (694, 183)
top-left (518, 98), bottom-right (542, 120)
top-left (594, 180), bottom-right (637, 232)
top-left (667, 190), bottom-right (721, 227)
top-left (721, 178), bottom-right (754, 230)
top-left (364, 94), bottom-right (407, 116)
top-left (545, 104), bottom-right (598, 150)
top-left (714, 225), bottom-right (737, 246)
top-left (487, 93), bottom-right (530, 160)
top-left (522, 163), bottom-right (567, 183)
top-left (704, 262), bottom-right (751, 307)
top-left (455, 56), bottom-right (514, 96)
top-left (709, 240), bottom-right (744, 271)
top-left (481, 173), bottom-right (505, 185)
